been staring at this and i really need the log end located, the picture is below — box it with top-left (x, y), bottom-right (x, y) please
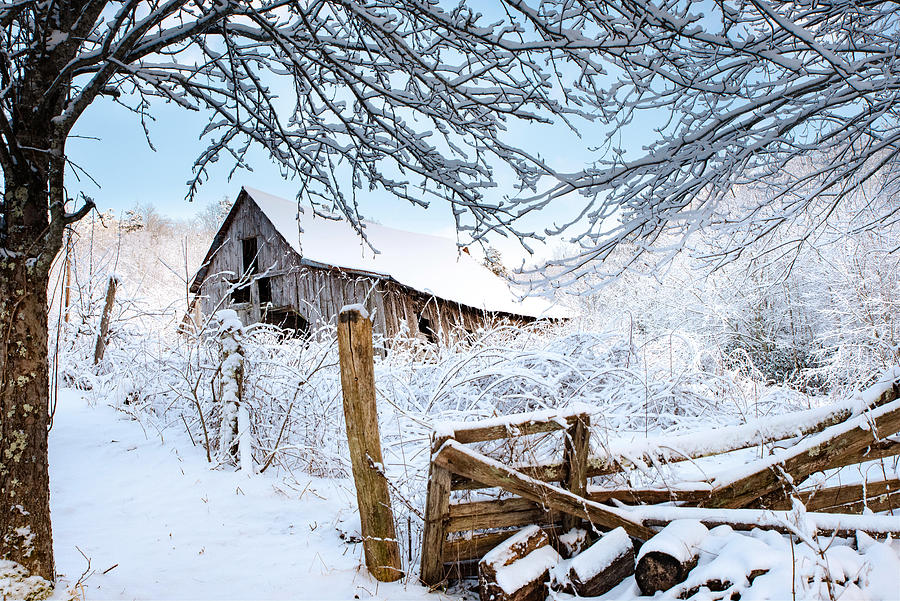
top-left (635, 551), bottom-right (697, 595)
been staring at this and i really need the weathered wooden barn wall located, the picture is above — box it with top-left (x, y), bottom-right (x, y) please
top-left (194, 192), bottom-right (534, 342)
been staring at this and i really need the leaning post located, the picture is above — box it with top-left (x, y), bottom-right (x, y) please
top-left (337, 305), bottom-right (403, 582)
top-left (93, 274), bottom-right (118, 364)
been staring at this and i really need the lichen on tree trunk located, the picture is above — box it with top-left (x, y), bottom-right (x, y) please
top-left (0, 252), bottom-right (55, 585)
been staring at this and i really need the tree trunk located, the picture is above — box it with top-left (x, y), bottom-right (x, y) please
top-left (0, 116), bottom-right (69, 588)
top-left (0, 253), bottom-right (55, 583)
top-left (0, 4), bottom-right (103, 587)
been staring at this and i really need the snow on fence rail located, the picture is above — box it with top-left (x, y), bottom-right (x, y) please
top-left (448, 368), bottom-right (900, 493)
top-left (420, 370), bottom-right (900, 587)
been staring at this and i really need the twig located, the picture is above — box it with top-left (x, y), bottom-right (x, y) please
top-left (101, 563), bottom-right (118, 575)
top-left (181, 413), bottom-right (197, 447)
top-left (260, 402), bottom-right (293, 474)
top-left (74, 545), bottom-right (94, 589)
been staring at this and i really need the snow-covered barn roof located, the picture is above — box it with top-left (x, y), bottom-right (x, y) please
top-left (194, 186), bottom-right (567, 320)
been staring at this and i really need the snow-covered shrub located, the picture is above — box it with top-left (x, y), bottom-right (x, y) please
top-left (65, 309), bottom-right (824, 566)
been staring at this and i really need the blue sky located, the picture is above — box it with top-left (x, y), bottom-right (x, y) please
top-left (66, 92), bottom-right (622, 265)
top-left (58, 1), bottom-right (680, 268)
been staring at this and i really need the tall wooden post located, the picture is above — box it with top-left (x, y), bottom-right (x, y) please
top-left (337, 307), bottom-right (403, 582)
top-left (63, 228), bottom-right (72, 324)
top-left (562, 414), bottom-right (591, 532)
top-left (93, 274), bottom-right (118, 364)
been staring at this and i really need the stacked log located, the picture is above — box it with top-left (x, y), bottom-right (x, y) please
top-left (635, 520), bottom-right (709, 595)
top-left (551, 527), bottom-right (635, 597)
top-left (557, 527), bottom-right (590, 558)
top-left (478, 526), bottom-right (560, 601)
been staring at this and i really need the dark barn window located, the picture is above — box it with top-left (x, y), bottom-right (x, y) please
top-left (258, 277), bottom-right (272, 304)
top-left (264, 309), bottom-right (309, 334)
top-left (241, 237), bottom-right (258, 275)
top-left (417, 314), bottom-right (438, 344)
top-left (230, 281), bottom-right (251, 304)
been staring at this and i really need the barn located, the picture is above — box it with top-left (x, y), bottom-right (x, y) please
top-left (189, 187), bottom-right (566, 342)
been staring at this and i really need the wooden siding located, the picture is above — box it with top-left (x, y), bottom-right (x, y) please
top-left (195, 193), bottom-right (534, 341)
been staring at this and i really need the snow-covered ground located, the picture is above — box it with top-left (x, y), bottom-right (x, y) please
top-left (46, 387), bottom-right (900, 601)
top-left (48, 390), bottom-right (443, 600)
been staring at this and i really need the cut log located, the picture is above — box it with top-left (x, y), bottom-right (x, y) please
top-left (552, 527), bottom-right (635, 597)
top-left (479, 525), bottom-right (560, 601)
top-left (635, 520), bottom-right (709, 595)
top-left (433, 440), bottom-right (655, 540)
top-left (557, 527), bottom-right (590, 559)
top-left (444, 525), bottom-right (566, 564)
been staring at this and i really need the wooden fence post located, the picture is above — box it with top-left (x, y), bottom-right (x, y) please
top-left (63, 228), bottom-right (72, 324)
top-left (562, 413), bottom-right (590, 531)
top-left (93, 274), bottom-right (118, 364)
top-left (337, 307), bottom-right (403, 582)
top-left (420, 434), bottom-right (451, 587)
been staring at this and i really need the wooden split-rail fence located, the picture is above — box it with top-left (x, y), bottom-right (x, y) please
top-left (421, 409), bottom-right (596, 584)
top-left (331, 308), bottom-right (900, 587)
top-left (419, 376), bottom-right (900, 587)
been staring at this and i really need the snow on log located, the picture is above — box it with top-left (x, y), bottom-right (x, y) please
top-left (435, 404), bottom-right (593, 444)
top-left (339, 303), bottom-right (369, 319)
top-left (557, 527), bottom-right (589, 559)
top-left (479, 525), bottom-right (560, 601)
top-left (635, 520), bottom-right (709, 595)
top-left (551, 527), bottom-right (634, 597)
